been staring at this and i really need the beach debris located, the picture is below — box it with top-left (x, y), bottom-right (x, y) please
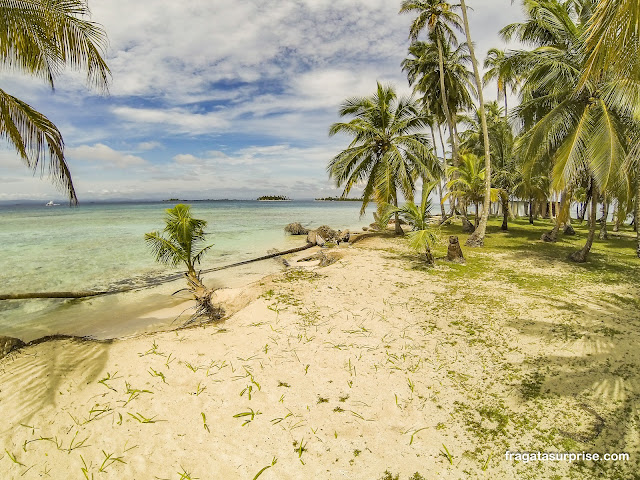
top-left (446, 236), bottom-right (465, 263)
top-left (297, 251), bottom-right (342, 267)
top-left (284, 222), bottom-right (309, 235)
top-left (267, 249), bottom-right (290, 267)
top-left (339, 230), bottom-right (351, 243)
top-left (316, 225), bottom-right (338, 241)
top-left (0, 336), bottom-right (25, 359)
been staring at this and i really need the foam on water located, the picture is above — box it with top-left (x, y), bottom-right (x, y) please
top-left (0, 200), bottom-right (373, 340)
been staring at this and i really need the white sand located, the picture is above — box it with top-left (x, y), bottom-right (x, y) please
top-left (0, 236), bottom-right (638, 479)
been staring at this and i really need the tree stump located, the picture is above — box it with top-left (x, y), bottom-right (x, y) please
top-left (563, 224), bottom-right (576, 235)
top-left (0, 336), bottom-right (25, 359)
top-left (447, 236), bottom-right (465, 263)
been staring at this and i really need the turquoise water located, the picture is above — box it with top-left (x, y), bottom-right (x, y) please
top-left (0, 200), bottom-right (373, 341)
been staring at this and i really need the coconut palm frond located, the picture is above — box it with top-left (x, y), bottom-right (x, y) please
top-left (0, 87), bottom-right (77, 204)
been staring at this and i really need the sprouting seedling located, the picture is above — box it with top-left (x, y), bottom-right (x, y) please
top-left (270, 413), bottom-right (292, 425)
top-left (294, 438), bottom-right (307, 464)
top-left (127, 412), bottom-right (159, 424)
top-left (97, 371), bottom-right (120, 391)
top-left (184, 362), bottom-right (200, 373)
top-left (4, 449), bottom-right (25, 467)
top-left (482, 453), bottom-right (492, 471)
top-left (201, 412), bottom-right (210, 433)
top-left (233, 408), bottom-right (261, 426)
top-left (164, 353), bottom-right (175, 368)
top-left (409, 427), bottom-right (428, 445)
top-left (80, 455), bottom-right (92, 479)
top-left (63, 431), bottom-right (90, 453)
top-left (98, 451), bottom-right (126, 472)
top-left (250, 375), bottom-right (261, 391)
top-left (116, 413), bottom-right (123, 425)
top-left (192, 382), bottom-right (206, 396)
top-left (139, 340), bottom-right (164, 357)
top-left (264, 343), bottom-right (269, 354)
top-left (240, 385), bottom-right (253, 400)
top-left (122, 382), bottom-right (153, 406)
top-left (177, 466), bottom-right (198, 480)
top-left (148, 368), bottom-right (167, 384)
top-left (252, 457), bottom-right (277, 480)
top-left (407, 378), bottom-right (415, 393)
top-left (440, 444), bottom-right (454, 465)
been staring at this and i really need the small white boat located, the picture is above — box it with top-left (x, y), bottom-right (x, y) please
top-left (45, 201), bottom-right (60, 206)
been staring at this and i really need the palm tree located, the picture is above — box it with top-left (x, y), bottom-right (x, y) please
top-left (382, 181), bottom-right (439, 264)
top-left (461, 101), bottom-right (518, 230)
top-left (483, 48), bottom-right (520, 117)
top-left (402, 38), bottom-right (475, 216)
top-left (0, 0), bottom-right (110, 204)
top-left (444, 152), bottom-right (497, 228)
top-left (458, 0), bottom-right (492, 247)
top-left (398, 183), bottom-right (439, 265)
top-left (400, 0), bottom-right (463, 169)
top-left (328, 82), bottom-right (440, 235)
top-left (509, 0), bottom-right (636, 261)
top-left (145, 204), bottom-right (223, 323)
top-left (582, 0), bottom-right (640, 83)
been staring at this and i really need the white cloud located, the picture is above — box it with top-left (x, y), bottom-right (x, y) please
top-left (67, 144), bottom-right (147, 168)
top-left (137, 141), bottom-right (163, 151)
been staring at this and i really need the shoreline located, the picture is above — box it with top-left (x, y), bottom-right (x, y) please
top-left (1, 230), bottom-right (638, 479)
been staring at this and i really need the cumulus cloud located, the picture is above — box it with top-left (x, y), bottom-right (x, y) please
top-left (67, 144), bottom-right (147, 168)
top-left (0, 0), bottom-right (525, 201)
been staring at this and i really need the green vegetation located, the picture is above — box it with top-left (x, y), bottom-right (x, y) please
top-left (328, 0), bottom-right (640, 261)
top-left (1, 0), bottom-right (110, 205)
top-left (257, 195), bottom-right (290, 201)
top-left (145, 204), bottom-right (223, 324)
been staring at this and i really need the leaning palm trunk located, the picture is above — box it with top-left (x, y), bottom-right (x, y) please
top-left (570, 188), bottom-right (598, 263)
top-left (184, 271), bottom-right (223, 325)
top-left (542, 188), bottom-right (572, 242)
top-left (460, 0), bottom-right (491, 247)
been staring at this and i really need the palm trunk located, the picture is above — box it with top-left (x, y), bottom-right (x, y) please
top-left (461, 0), bottom-right (491, 247)
top-left (425, 246), bottom-right (435, 265)
top-left (438, 124), bottom-right (455, 217)
top-left (612, 201), bottom-right (620, 232)
top-left (570, 186), bottom-right (598, 263)
top-left (429, 123), bottom-right (447, 218)
top-left (542, 188), bottom-right (571, 242)
top-left (393, 196), bottom-right (403, 235)
top-left (501, 195), bottom-right (509, 231)
top-left (436, 35), bottom-right (458, 169)
top-left (529, 199), bottom-right (534, 224)
top-left (599, 195), bottom-right (609, 240)
top-left (636, 176), bottom-right (640, 257)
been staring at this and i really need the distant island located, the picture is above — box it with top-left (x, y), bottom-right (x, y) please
top-left (315, 197), bottom-right (363, 202)
top-left (257, 195), bottom-right (291, 201)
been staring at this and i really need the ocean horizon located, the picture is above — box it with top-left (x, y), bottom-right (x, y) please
top-left (0, 200), bottom-right (374, 341)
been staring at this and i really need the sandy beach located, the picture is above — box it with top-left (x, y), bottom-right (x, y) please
top-left (1, 230), bottom-right (638, 479)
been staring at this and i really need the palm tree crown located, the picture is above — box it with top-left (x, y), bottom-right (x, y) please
top-left (0, 0), bottom-right (111, 204)
top-left (328, 83), bottom-right (441, 232)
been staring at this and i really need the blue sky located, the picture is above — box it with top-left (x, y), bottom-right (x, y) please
top-left (0, 0), bottom-right (524, 202)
